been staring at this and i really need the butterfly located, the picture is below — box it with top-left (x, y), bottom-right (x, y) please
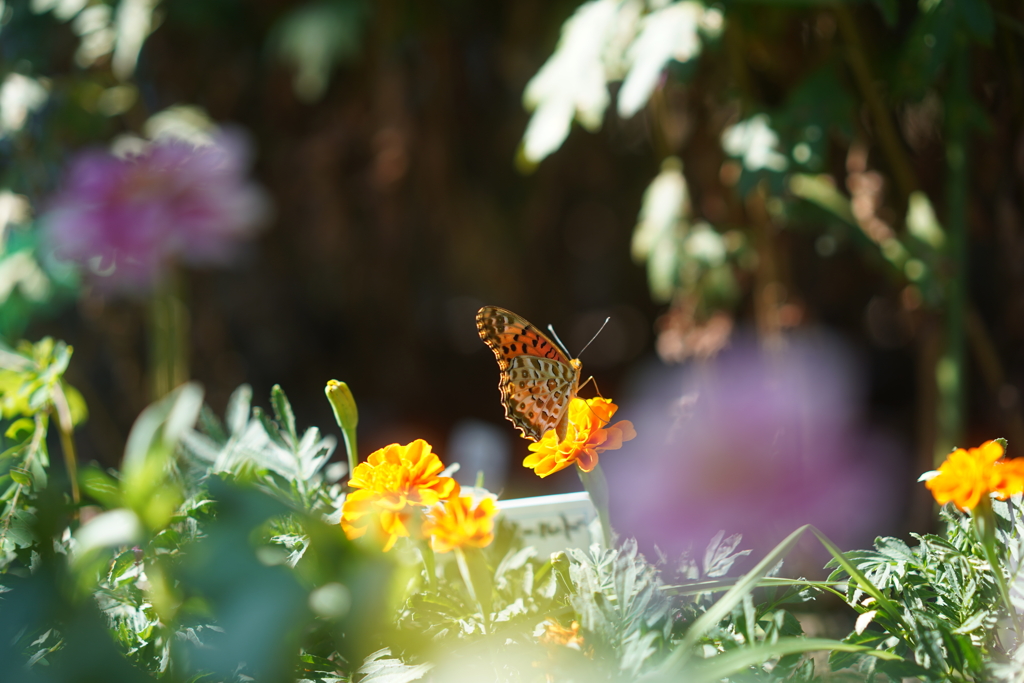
top-left (476, 306), bottom-right (582, 442)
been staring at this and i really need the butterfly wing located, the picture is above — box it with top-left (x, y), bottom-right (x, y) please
top-left (504, 356), bottom-right (579, 440)
top-left (476, 306), bottom-right (580, 441)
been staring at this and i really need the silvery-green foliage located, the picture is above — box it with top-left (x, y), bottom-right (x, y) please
top-left (181, 383), bottom-right (338, 511)
top-left (703, 531), bottom-right (753, 579)
top-left (566, 539), bottom-right (672, 677)
top-left (521, 0), bottom-right (720, 164)
top-left (354, 648), bottom-right (432, 683)
top-left (828, 502), bottom-right (1019, 682)
top-left (396, 519), bottom-right (563, 643)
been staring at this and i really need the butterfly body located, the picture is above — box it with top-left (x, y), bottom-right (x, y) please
top-left (476, 306), bottom-right (581, 441)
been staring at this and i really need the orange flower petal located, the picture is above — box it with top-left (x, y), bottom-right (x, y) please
top-left (925, 440), bottom-right (1019, 511)
top-left (423, 496), bottom-right (497, 553)
top-left (522, 397), bottom-right (635, 478)
top-left (340, 439), bottom-right (458, 551)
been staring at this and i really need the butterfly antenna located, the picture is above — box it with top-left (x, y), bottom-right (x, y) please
top-left (576, 317), bottom-right (611, 358)
top-left (546, 324), bottom-right (573, 358)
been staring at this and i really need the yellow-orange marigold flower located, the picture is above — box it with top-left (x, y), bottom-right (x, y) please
top-left (524, 397), bottom-right (635, 478)
top-left (422, 495), bottom-right (497, 553)
top-left (341, 439), bottom-right (459, 551)
top-left (925, 440), bottom-right (1024, 512)
top-left (539, 618), bottom-right (584, 650)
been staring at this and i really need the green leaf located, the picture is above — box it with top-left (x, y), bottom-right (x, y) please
top-left (652, 526), bottom-right (810, 675)
top-left (2, 509), bottom-right (36, 549)
top-left (952, 608), bottom-right (990, 634)
top-left (196, 404), bottom-right (228, 444)
top-left (271, 384), bottom-right (297, 445)
top-left (225, 383), bottom-right (252, 437)
top-left (457, 547), bottom-right (493, 621)
top-left (356, 648), bottom-right (432, 683)
top-left (123, 383), bottom-right (204, 480)
top-left (254, 406), bottom-right (289, 450)
top-left (683, 637), bottom-right (901, 683)
top-left (121, 384), bottom-right (200, 528)
top-left (873, 656), bottom-right (934, 679)
top-left (62, 383), bottom-right (88, 426)
top-left (9, 467), bottom-right (32, 487)
top-left (875, 536), bottom-right (916, 564)
top-left (269, 0), bottom-right (367, 103)
top-left (80, 469), bottom-right (122, 509)
top-left (788, 174), bottom-right (857, 227)
top-left (4, 417), bottom-right (35, 441)
top-left (108, 548), bottom-right (139, 584)
top-left (72, 509), bottom-right (142, 562)
top-left (0, 443), bottom-right (26, 461)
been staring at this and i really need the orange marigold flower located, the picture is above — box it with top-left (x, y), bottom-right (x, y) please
top-left (524, 397), bottom-right (635, 478)
top-left (925, 440), bottom-right (1024, 512)
top-left (422, 495), bottom-right (498, 553)
top-left (539, 618), bottom-right (584, 650)
top-left (341, 439), bottom-right (459, 551)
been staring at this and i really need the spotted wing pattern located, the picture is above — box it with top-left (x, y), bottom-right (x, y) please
top-left (476, 306), bottom-right (581, 441)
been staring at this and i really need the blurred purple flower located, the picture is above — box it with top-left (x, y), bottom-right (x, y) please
top-left (607, 336), bottom-right (899, 566)
top-left (43, 131), bottom-right (267, 292)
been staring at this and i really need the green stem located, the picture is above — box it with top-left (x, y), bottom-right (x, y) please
top-left (419, 539), bottom-right (437, 592)
top-left (50, 383), bottom-right (79, 506)
top-left (935, 35), bottom-right (970, 465)
top-left (455, 548), bottom-right (489, 634)
top-left (833, 2), bottom-right (918, 203)
top-left (341, 426), bottom-right (358, 479)
top-left (578, 464), bottom-right (613, 548)
top-left (325, 380), bottom-right (359, 478)
top-left (147, 271), bottom-right (190, 401)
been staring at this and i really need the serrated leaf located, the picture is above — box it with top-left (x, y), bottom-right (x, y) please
top-left (357, 648), bottom-right (432, 683)
top-left (874, 536), bottom-right (916, 564)
top-left (703, 531), bottom-right (751, 578)
top-left (254, 407), bottom-right (289, 450)
top-left (3, 509), bottom-right (36, 549)
top-left (108, 548), bottom-right (139, 583)
top-left (197, 404), bottom-right (228, 444)
top-left (953, 609), bottom-right (990, 634)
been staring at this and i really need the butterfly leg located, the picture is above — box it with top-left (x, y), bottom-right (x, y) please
top-left (577, 375), bottom-right (602, 398)
top-left (575, 376), bottom-right (613, 428)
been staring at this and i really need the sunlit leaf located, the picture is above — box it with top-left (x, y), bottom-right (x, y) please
top-left (8, 467), bottom-right (32, 487)
top-left (521, 0), bottom-right (634, 163)
top-left (721, 114), bottom-right (788, 172)
top-left (617, 1), bottom-right (704, 118)
top-left (270, 0), bottom-right (367, 103)
top-left (73, 508), bottom-right (142, 560)
top-left (357, 648), bottom-right (432, 683)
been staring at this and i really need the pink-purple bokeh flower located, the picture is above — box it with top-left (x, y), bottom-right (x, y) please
top-left (607, 336), bottom-right (900, 565)
top-left (43, 131), bottom-right (267, 292)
